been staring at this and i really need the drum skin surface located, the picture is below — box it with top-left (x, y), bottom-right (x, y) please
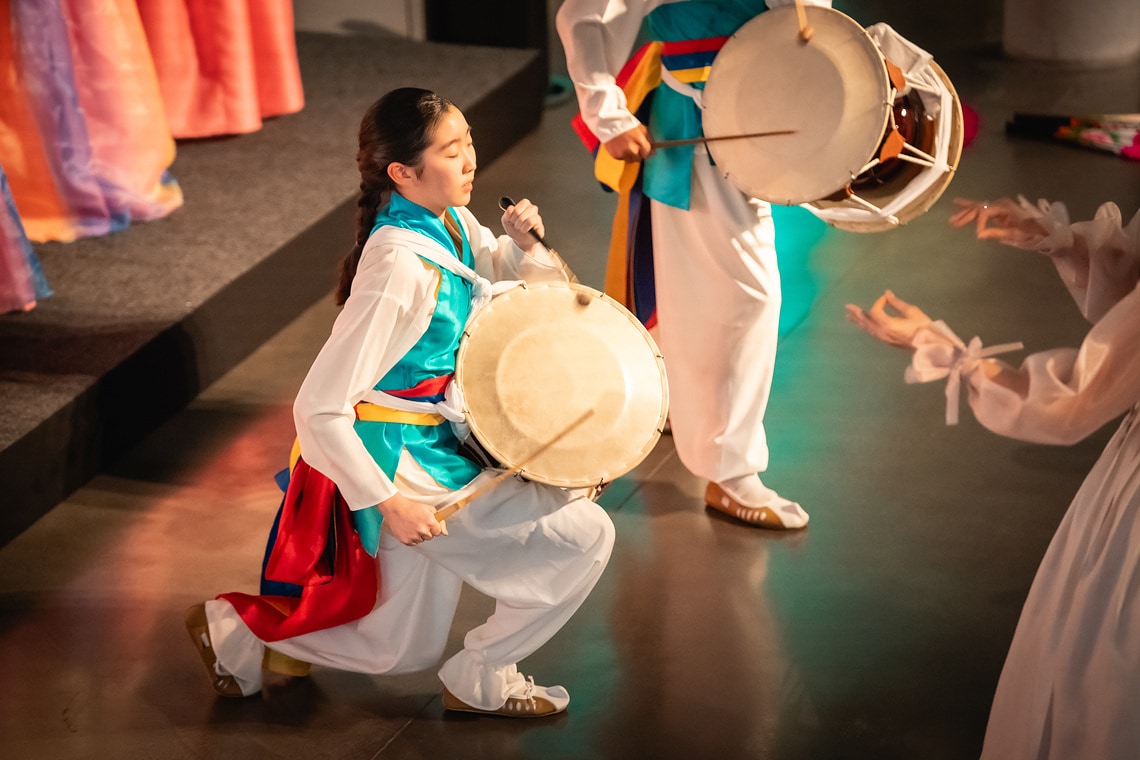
top-left (456, 283), bottom-right (669, 488)
top-left (703, 5), bottom-right (890, 205)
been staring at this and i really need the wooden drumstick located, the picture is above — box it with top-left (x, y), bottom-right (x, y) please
top-left (434, 408), bottom-right (596, 522)
top-left (793, 0), bottom-right (814, 41)
top-left (499, 195), bottom-right (551, 251)
top-left (650, 129), bottom-right (796, 150)
top-left (499, 195), bottom-right (580, 284)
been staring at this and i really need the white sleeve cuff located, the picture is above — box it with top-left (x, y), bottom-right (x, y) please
top-left (906, 321), bottom-right (1023, 425)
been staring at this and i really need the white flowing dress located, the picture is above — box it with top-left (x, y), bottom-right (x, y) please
top-left (902, 199), bottom-right (1140, 759)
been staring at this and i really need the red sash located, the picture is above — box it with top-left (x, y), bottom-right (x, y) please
top-left (219, 458), bottom-right (379, 642)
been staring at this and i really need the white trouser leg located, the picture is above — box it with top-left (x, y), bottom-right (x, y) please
top-left (435, 480), bottom-right (614, 709)
top-left (207, 476), bottom-right (614, 708)
top-left (206, 540), bottom-right (462, 696)
top-left (650, 150), bottom-right (781, 483)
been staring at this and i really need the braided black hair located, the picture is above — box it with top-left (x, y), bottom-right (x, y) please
top-left (334, 88), bottom-right (454, 305)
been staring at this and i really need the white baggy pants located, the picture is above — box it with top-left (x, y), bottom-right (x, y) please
top-left (206, 474), bottom-right (615, 710)
top-left (650, 148), bottom-right (781, 483)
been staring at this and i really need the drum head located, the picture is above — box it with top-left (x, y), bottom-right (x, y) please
top-left (456, 283), bottom-right (669, 488)
top-left (703, 6), bottom-right (890, 205)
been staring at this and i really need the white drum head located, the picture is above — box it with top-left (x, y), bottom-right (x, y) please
top-left (456, 283), bottom-right (669, 488)
top-left (703, 6), bottom-right (891, 205)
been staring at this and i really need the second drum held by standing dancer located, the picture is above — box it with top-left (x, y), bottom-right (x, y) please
top-left (185, 87), bottom-right (615, 718)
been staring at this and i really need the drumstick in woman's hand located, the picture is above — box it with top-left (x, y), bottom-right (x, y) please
top-left (793, 0), bottom-right (814, 41)
top-left (499, 196), bottom-right (551, 251)
top-left (499, 195), bottom-right (581, 284)
top-left (434, 409), bottom-right (595, 523)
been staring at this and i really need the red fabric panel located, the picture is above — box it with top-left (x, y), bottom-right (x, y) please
top-left (220, 458), bottom-right (379, 643)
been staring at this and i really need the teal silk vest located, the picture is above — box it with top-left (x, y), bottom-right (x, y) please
top-left (358, 192), bottom-right (482, 492)
top-left (643, 0), bottom-right (770, 209)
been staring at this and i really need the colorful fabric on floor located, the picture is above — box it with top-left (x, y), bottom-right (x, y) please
top-left (0, 163), bottom-right (51, 313)
top-left (136, 1), bottom-right (305, 139)
top-left (220, 457), bottom-right (379, 643)
top-left (1006, 112), bottom-right (1140, 161)
top-left (0, 0), bottom-right (183, 242)
top-left (1056, 117), bottom-right (1140, 160)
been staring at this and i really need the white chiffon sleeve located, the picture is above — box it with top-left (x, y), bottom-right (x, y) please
top-left (292, 243), bottom-right (437, 508)
top-left (979, 198), bottom-right (1140, 323)
top-left (906, 280), bottom-right (1140, 445)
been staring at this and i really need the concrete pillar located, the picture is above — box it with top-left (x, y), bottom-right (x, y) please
top-left (1003, 0), bottom-right (1140, 63)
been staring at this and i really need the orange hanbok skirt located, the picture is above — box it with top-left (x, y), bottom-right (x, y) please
top-left (136, 1), bottom-right (305, 139)
top-left (0, 0), bottom-right (182, 242)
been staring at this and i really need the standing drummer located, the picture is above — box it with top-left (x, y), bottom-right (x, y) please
top-left (557, 0), bottom-right (827, 529)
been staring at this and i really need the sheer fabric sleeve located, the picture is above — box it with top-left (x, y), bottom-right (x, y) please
top-left (292, 243), bottom-right (438, 508)
top-left (970, 198), bottom-right (1140, 323)
top-left (906, 280), bottom-right (1140, 445)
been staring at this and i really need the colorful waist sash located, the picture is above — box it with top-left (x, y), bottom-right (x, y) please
top-left (659, 36), bottom-right (728, 86)
top-left (355, 402), bottom-right (445, 426)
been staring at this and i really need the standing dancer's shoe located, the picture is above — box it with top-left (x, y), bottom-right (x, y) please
top-left (705, 476), bottom-right (809, 530)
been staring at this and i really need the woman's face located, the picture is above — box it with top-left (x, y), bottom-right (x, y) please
top-left (397, 106), bottom-right (476, 216)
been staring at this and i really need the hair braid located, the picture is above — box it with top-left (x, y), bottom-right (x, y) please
top-left (333, 88), bottom-right (453, 306)
top-left (335, 180), bottom-right (388, 305)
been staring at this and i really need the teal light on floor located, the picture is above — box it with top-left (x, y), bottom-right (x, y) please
top-left (773, 205), bottom-right (831, 338)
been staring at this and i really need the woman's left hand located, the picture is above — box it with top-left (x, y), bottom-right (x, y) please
top-left (501, 198), bottom-right (545, 254)
top-left (845, 290), bottom-right (933, 349)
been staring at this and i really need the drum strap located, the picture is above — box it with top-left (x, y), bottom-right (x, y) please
top-left (659, 66), bottom-right (703, 109)
top-left (361, 385), bottom-right (465, 424)
top-left (657, 35), bottom-right (728, 107)
top-left (368, 226), bottom-right (502, 324)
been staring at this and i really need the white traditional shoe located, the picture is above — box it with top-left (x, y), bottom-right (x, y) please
top-left (705, 479), bottom-right (809, 530)
top-left (185, 603), bottom-right (246, 698)
top-left (442, 675), bottom-right (570, 718)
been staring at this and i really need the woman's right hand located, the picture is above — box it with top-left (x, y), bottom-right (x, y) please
top-left (378, 492), bottom-right (446, 547)
top-left (845, 290), bottom-right (934, 349)
top-left (603, 124), bottom-right (652, 161)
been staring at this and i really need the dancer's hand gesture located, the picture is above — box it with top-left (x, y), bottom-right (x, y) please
top-left (845, 290), bottom-right (933, 349)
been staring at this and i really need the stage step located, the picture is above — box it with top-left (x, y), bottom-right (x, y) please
top-left (0, 31), bottom-right (545, 547)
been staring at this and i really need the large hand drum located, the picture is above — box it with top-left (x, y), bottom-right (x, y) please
top-left (455, 282), bottom-right (669, 488)
top-left (702, 6), bottom-right (963, 232)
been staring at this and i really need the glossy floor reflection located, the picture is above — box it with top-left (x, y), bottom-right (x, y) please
top-left (2, 6), bottom-right (1139, 758)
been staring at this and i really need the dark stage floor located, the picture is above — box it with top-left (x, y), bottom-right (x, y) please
top-left (2, 3), bottom-right (1139, 758)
